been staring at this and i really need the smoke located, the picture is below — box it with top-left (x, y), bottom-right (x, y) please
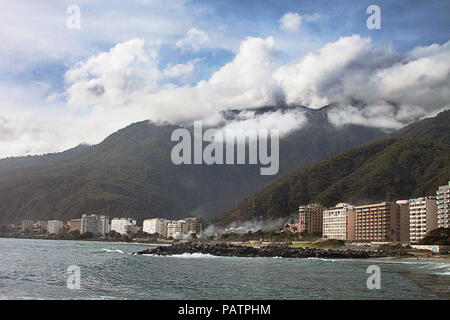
top-left (200, 217), bottom-right (288, 238)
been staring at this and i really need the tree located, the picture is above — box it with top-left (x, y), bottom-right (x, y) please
top-left (419, 228), bottom-right (450, 245)
top-left (81, 231), bottom-right (94, 239)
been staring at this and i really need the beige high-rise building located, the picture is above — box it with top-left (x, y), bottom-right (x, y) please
top-left (396, 200), bottom-right (410, 243)
top-left (143, 218), bottom-right (167, 236)
top-left (36, 221), bottom-right (48, 231)
top-left (68, 219), bottom-right (82, 232)
top-left (354, 202), bottom-right (399, 241)
top-left (184, 217), bottom-right (204, 235)
top-left (174, 220), bottom-right (188, 235)
top-left (47, 220), bottom-right (64, 234)
top-left (21, 220), bottom-right (33, 232)
top-left (436, 181), bottom-right (450, 229)
top-left (409, 197), bottom-right (437, 243)
top-left (322, 203), bottom-right (355, 240)
top-left (166, 221), bottom-right (176, 238)
top-left (299, 204), bottom-right (324, 234)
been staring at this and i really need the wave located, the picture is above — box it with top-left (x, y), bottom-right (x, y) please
top-left (97, 248), bottom-right (125, 254)
top-left (142, 253), bottom-right (219, 258)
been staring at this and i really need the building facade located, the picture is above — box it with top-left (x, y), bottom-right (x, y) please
top-left (354, 202), bottom-right (399, 241)
top-left (409, 197), bottom-right (437, 243)
top-left (396, 200), bottom-right (410, 243)
top-left (36, 221), bottom-right (48, 232)
top-left (298, 204), bottom-right (324, 234)
top-left (68, 219), bottom-right (82, 232)
top-left (322, 203), bottom-right (355, 240)
top-left (47, 220), bottom-right (64, 234)
top-left (143, 218), bottom-right (167, 235)
top-left (184, 217), bottom-right (204, 235)
top-left (436, 181), bottom-right (450, 229)
top-left (21, 220), bottom-right (33, 232)
top-left (166, 221), bottom-right (176, 238)
top-left (174, 220), bottom-right (188, 235)
top-left (110, 218), bottom-right (137, 235)
top-left (81, 214), bottom-right (110, 235)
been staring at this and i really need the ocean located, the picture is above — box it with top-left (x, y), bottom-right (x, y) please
top-left (0, 238), bottom-right (448, 300)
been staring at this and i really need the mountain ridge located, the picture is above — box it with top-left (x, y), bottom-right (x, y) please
top-left (212, 109), bottom-right (450, 226)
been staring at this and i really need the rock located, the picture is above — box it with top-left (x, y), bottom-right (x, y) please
top-left (135, 242), bottom-right (407, 259)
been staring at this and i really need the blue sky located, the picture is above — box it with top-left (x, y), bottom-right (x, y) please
top-left (3, 0), bottom-right (449, 89)
top-left (0, 0), bottom-right (449, 157)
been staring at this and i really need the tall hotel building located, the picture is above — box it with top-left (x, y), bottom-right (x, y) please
top-left (185, 217), bottom-right (204, 234)
top-left (47, 220), bottom-right (64, 234)
top-left (354, 202), bottom-right (399, 241)
top-left (322, 203), bottom-right (355, 240)
top-left (143, 218), bottom-right (167, 237)
top-left (436, 181), bottom-right (450, 229)
top-left (409, 197), bottom-right (437, 243)
top-left (81, 214), bottom-right (110, 235)
top-left (299, 204), bottom-right (324, 234)
top-left (111, 218), bottom-right (137, 235)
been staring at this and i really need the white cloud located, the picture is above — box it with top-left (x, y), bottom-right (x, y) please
top-left (176, 28), bottom-right (209, 51)
top-left (1, 33), bottom-right (450, 158)
top-left (279, 12), bottom-right (322, 32)
top-left (65, 39), bottom-right (161, 110)
top-left (220, 109), bottom-right (307, 137)
top-left (279, 12), bottom-right (302, 31)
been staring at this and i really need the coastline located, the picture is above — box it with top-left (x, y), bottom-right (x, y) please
top-left (372, 255), bottom-right (450, 262)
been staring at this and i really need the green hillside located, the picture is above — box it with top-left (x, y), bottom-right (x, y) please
top-left (0, 106), bottom-right (386, 224)
top-left (395, 109), bottom-right (450, 145)
top-left (213, 138), bottom-right (450, 226)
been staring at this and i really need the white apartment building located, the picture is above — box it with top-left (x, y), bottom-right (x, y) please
top-left (143, 218), bottom-right (167, 236)
top-left (174, 220), bottom-right (188, 235)
top-left (81, 214), bottom-right (110, 235)
top-left (409, 197), bottom-right (437, 243)
top-left (47, 220), bottom-right (64, 234)
top-left (111, 218), bottom-right (137, 235)
top-left (322, 203), bottom-right (355, 240)
top-left (436, 181), bottom-right (450, 229)
top-left (166, 221), bottom-right (176, 238)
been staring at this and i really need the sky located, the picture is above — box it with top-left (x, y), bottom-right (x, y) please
top-left (0, 0), bottom-right (449, 158)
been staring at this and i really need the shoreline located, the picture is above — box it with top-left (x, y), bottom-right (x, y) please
top-left (2, 237), bottom-right (449, 261)
top-left (371, 255), bottom-right (450, 262)
top-left (136, 242), bottom-right (412, 259)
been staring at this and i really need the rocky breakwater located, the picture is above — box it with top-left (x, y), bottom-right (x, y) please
top-left (136, 242), bottom-right (409, 259)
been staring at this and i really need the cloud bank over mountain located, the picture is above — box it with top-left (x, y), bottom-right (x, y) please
top-left (1, 34), bottom-right (449, 158)
top-left (64, 35), bottom-right (449, 128)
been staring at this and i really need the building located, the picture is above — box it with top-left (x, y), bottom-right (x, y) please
top-left (21, 220), bottom-right (34, 232)
top-left (110, 218), bottom-right (137, 235)
top-left (436, 181), bottom-right (450, 229)
top-left (166, 221), bottom-right (176, 238)
top-left (354, 202), bottom-right (399, 242)
top-left (36, 221), bottom-right (48, 232)
top-left (68, 219), bottom-right (82, 232)
top-left (322, 203), bottom-right (355, 240)
top-left (298, 204), bottom-right (324, 234)
top-left (143, 218), bottom-right (167, 236)
top-left (174, 220), bottom-right (188, 235)
top-left (81, 214), bottom-right (110, 235)
top-left (184, 217), bottom-right (204, 235)
top-left (47, 220), bottom-right (64, 234)
top-left (396, 200), bottom-right (410, 243)
top-left (409, 197), bottom-right (437, 243)
top-left (98, 215), bottom-right (110, 235)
